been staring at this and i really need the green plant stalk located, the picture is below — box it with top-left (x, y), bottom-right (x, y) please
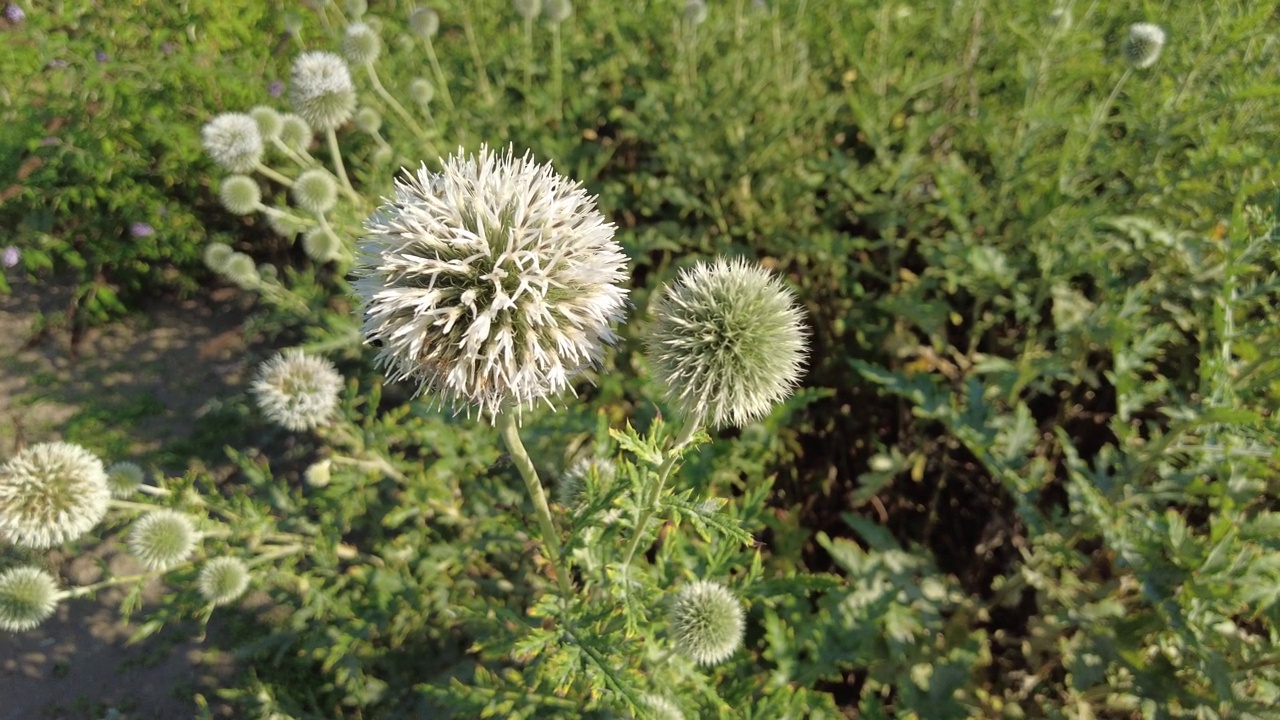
top-left (362, 62), bottom-right (431, 144)
top-left (522, 16), bottom-right (534, 124)
top-left (255, 162), bottom-right (294, 187)
top-left (424, 37), bottom-right (456, 111)
top-left (621, 415), bottom-right (701, 567)
top-left (1063, 67), bottom-right (1133, 193)
top-left (315, 212), bottom-right (352, 262)
top-left (261, 205), bottom-right (315, 231)
top-left (461, 5), bottom-right (495, 105)
top-left (324, 127), bottom-right (358, 203)
top-left (497, 411), bottom-right (572, 597)
top-left (552, 23), bottom-right (564, 123)
top-left (330, 453), bottom-right (406, 482)
top-left (271, 137), bottom-right (316, 168)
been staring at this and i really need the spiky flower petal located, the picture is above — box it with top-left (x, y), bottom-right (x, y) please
top-left (198, 557), bottom-right (251, 606)
top-left (105, 462), bottom-right (145, 499)
top-left (292, 169), bottom-right (338, 214)
top-left (127, 510), bottom-right (198, 571)
top-left (343, 22), bottom-right (380, 65)
top-left (220, 175), bottom-right (261, 216)
top-left (668, 580), bottom-right (745, 667)
top-left (0, 442), bottom-right (109, 549)
top-left (351, 145), bottom-right (629, 419)
top-left (201, 113), bottom-right (264, 174)
top-left (1124, 23), bottom-right (1165, 69)
top-left (289, 51), bottom-right (357, 132)
top-left (0, 567), bottom-right (61, 632)
top-left (251, 349), bottom-right (344, 431)
top-left (645, 258), bottom-right (807, 428)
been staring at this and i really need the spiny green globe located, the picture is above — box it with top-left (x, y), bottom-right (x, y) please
top-left (668, 579), bottom-right (745, 667)
top-left (198, 557), bottom-right (251, 606)
top-left (343, 22), bottom-right (380, 65)
top-left (0, 441), bottom-right (110, 549)
top-left (645, 258), bottom-right (807, 428)
top-left (291, 169), bottom-right (338, 215)
top-left (127, 510), bottom-right (198, 571)
top-left (105, 461), bottom-right (144, 499)
top-left (219, 175), bottom-right (261, 216)
top-left (249, 106), bottom-right (283, 140)
top-left (0, 567), bottom-right (61, 632)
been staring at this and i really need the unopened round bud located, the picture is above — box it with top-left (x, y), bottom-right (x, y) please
top-left (201, 113), bottom-right (264, 174)
top-left (684, 0), bottom-right (708, 25)
top-left (303, 227), bottom-right (343, 263)
top-left (249, 106), bottom-right (283, 140)
top-left (354, 107), bottom-right (381, 134)
top-left (513, 0), bottom-right (541, 20)
top-left (668, 580), bottom-right (745, 667)
top-left (372, 145), bottom-right (393, 165)
top-left (410, 78), bottom-right (435, 106)
top-left (305, 459), bottom-right (332, 487)
top-left (1123, 23), bottom-right (1165, 69)
top-left (127, 509), bottom-right (198, 571)
top-left (223, 252), bottom-right (261, 289)
top-left (543, 0), bottom-right (572, 23)
top-left (289, 51), bottom-right (357, 131)
top-left (203, 243), bottom-right (234, 274)
top-left (267, 210), bottom-right (309, 238)
top-left (219, 175), bottom-right (261, 216)
top-left (0, 567), bottom-right (61, 632)
top-left (345, 0), bottom-right (367, 17)
top-left (198, 557), bottom-right (251, 606)
top-left (409, 8), bottom-right (440, 38)
top-left (105, 462), bottom-right (145, 499)
top-left (343, 22), bottom-right (380, 66)
top-left (279, 113), bottom-right (313, 152)
top-left (292, 169), bottom-right (338, 214)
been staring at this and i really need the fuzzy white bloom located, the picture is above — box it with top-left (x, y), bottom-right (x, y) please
top-left (646, 258), bottom-right (808, 428)
top-left (543, 0), bottom-right (572, 23)
top-left (409, 78), bottom-right (435, 106)
top-left (408, 8), bottom-right (440, 38)
top-left (343, 22), bottom-right (380, 65)
top-left (204, 243), bottom-right (234, 274)
top-left (513, 0), bottom-right (541, 20)
top-left (0, 442), bottom-right (109, 549)
top-left (0, 567), bottom-right (62, 632)
top-left (668, 579), bottom-right (745, 667)
top-left (127, 509), bottom-right (198, 571)
top-left (684, 0), bottom-right (708, 25)
top-left (198, 557), bottom-right (251, 606)
top-left (251, 349), bottom-right (344, 431)
top-left (352, 145), bottom-right (629, 419)
top-left (201, 113), bottom-right (264, 174)
top-left (105, 461), bottom-right (145, 499)
top-left (289, 51), bottom-right (357, 131)
top-left (1124, 23), bottom-right (1166, 69)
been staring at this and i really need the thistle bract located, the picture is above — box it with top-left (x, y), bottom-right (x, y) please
top-left (127, 509), bottom-right (198, 571)
top-left (0, 567), bottom-right (61, 632)
top-left (105, 461), bottom-right (145, 499)
top-left (1124, 22), bottom-right (1165, 69)
top-left (668, 580), bottom-right (745, 667)
top-left (251, 349), bottom-right (344, 431)
top-left (198, 557), bottom-right (251, 606)
top-left (292, 169), bottom-right (338, 214)
top-left (289, 51), bottom-right (357, 131)
top-left (343, 22), bottom-right (380, 65)
top-left (645, 258), bottom-right (807, 428)
top-left (220, 175), bottom-right (261, 216)
top-left (351, 145), bottom-right (629, 419)
top-left (0, 442), bottom-right (109, 549)
top-left (201, 113), bottom-right (264, 174)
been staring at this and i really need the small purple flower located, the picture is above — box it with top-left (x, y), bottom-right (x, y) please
top-left (5, 4), bottom-right (24, 22)
top-left (1, 246), bottom-right (19, 268)
top-left (161, 41), bottom-right (175, 55)
top-left (47, 59), bottom-right (68, 69)
top-left (268, 80), bottom-right (284, 98)
top-left (95, 50), bottom-right (109, 62)
top-left (130, 222), bottom-right (155, 238)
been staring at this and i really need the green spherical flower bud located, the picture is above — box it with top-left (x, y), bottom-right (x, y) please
top-left (0, 442), bottom-right (110, 549)
top-left (557, 457), bottom-right (616, 509)
top-left (1124, 22), bottom-right (1165, 69)
top-left (409, 78), bottom-right (435, 106)
top-left (543, 0), bottom-right (572, 23)
top-left (645, 258), bottom-right (808, 428)
top-left (267, 210), bottom-right (309, 238)
top-left (354, 106), bottom-right (382, 134)
top-left (304, 459), bottom-right (332, 487)
top-left (636, 695), bottom-right (685, 720)
top-left (203, 243), bottom-right (235, 274)
top-left (279, 113), bottom-right (313, 152)
top-left (249, 106), bottom-right (283, 141)
top-left (105, 461), bottom-right (145, 499)
top-left (303, 227), bottom-right (343, 263)
top-left (219, 175), bottom-right (262, 216)
top-left (513, 0), bottom-right (541, 20)
top-left (668, 580), bottom-right (745, 667)
top-left (283, 12), bottom-right (304, 36)
top-left (289, 51), bottom-right (357, 131)
top-left (252, 349), bottom-right (344, 431)
top-left (345, 0), bottom-right (367, 17)
top-left (292, 169), bottom-right (338, 214)
top-left (223, 252), bottom-right (261, 290)
top-left (372, 145), bottom-right (393, 165)
top-left (198, 557), bottom-right (250, 606)
top-left (0, 567), bottom-right (61, 632)
top-left (684, 0), bottom-right (708, 25)
top-left (127, 509), bottom-right (198, 571)
top-left (201, 113), bottom-right (264, 174)
top-left (343, 22), bottom-right (380, 65)
top-left (409, 7), bottom-right (440, 38)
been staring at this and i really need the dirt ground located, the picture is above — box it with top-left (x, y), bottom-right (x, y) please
top-left (0, 277), bottom-right (256, 719)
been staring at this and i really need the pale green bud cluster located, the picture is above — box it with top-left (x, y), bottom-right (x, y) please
top-left (0, 567), bottom-right (62, 632)
top-left (198, 557), bottom-right (251, 606)
top-left (105, 461), bottom-right (145, 499)
top-left (219, 175), bottom-right (261, 216)
top-left (128, 510), bottom-right (198, 571)
top-left (292, 169), bottom-right (338, 214)
top-left (668, 580), bottom-right (745, 666)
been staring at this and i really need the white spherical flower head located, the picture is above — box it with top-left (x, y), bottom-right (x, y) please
top-left (223, 252), bottom-right (261, 290)
top-left (646, 258), bottom-right (807, 428)
top-left (198, 557), bottom-right (251, 606)
top-left (0, 442), bottom-right (109, 549)
top-left (684, 0), bottom-right (708, 25)
top-left (1124, 22), bottom-right (1166, 69)
top-left (343, 22), bottom-right (380, 65)
top-left (289, 51), bottom-right (357, 131)
top-left (251, 349), bottom-right (344, 431)
top-left (220, 175), bottom-right (261, 216)
top-left (352, 145), bottom-right (630, 420)
top-left (0, 567), bottom-right (62, 632)
top-left (409, 78), bottom-right (435, 106)
top-left (201, 113), bottom-right (264, 174)
top-left (292, 169), bottom-right (338, 214)
top-left (105, 461), bottom-right (145, 499)
top-left (557, 456), bottom-right (616, 508)
top-left (669, 580), bottom-right (745, 667)
top-left (355, 107), bottom-right (382, 134)
top-left (127, 510), bottom-right (198, 571)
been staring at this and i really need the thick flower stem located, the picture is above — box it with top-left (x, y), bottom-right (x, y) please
top-left (497, 411), bottom-right (572, 597)
top-left (324, 128), bottom-right (358, 203)
top-left (255, 162), bottom-right (294, 187)
top-left (621, 415), bottom-right (701, 567)
top-left (423, 37), bottom-right (456, 112)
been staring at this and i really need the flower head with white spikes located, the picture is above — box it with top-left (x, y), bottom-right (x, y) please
top-left (352, 145), bottom-right (629, 420)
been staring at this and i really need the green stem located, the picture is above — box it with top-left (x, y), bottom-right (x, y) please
top-left (552, 23), bottom-right (564, 123)
top-left (424, 37), bottom-right (456, 112)
top-left (324, 127), bottom-right (358, 203)
top-left (363, 61), bottom-right (431, 143)
top-left (1063, 66), bottom-right (1132, 193)
top-left (255, 162), bottom-right (294, 187)
top-left (331, 453), bottom-right (406, 482)
top-left (497, 411), bottom-right (572, 596)
top-left (461, 5), bottom-right (494, 104)
top-left (620, 415), bottom-right (701, 567)
top-left (272, 136), bottom-right (316, 168)
top-left (522, 16), bottom-right (534, 124)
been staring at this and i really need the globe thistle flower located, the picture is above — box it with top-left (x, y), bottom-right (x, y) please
top-left (645, 258), bottom-right (807, 429)
top-left (291, 169), bottom-right (338, 215)
top-left (197, 557), bottom-right (250, 606)
top-left (127, 509), bottom-right (198, 571)
top-left (409, 78), bottom-right (435, 106)
top-left (249, 106), bottom-right (283, 141)
top-left (543, 0), bottom-right (572, 23)
top-left (354, 107), bottom-right (381, 134)
top-left (223, 252), bottom-right (261, 290)
top-left (409, 7), bottom-right (440, 38)
top-left (268, 209), bottom-right (310, 238)
top-left (105, 462), bottom-right (145, 499)
top-left (636, 695), bottom-right (685, 720)
top-left (0, 567), bottom-right (61, 632)
top-left (303, 227), bottom-right (343, 263)
top-left (513, 0), bottom-right (541, 20)
top-left (557, 457), bottom-right (616, 508)
top-left (2, 246), bottom-right (19, 268)
top-left (279, 113), bottom-right (313, 152)
top-left (684, 0), bottom-right (708, 25)
top-left (289, 51), bottom-right (357, 132)
top-left (220, 175), bottom-right (262, 216)
top-left (343, 22), bottom-right (380, 65)
top-left (251, 349), bottom-right (344, 431)
top-left (668, 580), bottom-right (745, 667)
top-left (372, 145), bottom-right (394, 166)
top-left (201, 113), bottom-right (264, 174)
top-left (1124, 23), bottom-right (1165, 69)
top-left (0, 442), bottom-right (110, 549)
top-left (203, 243), bottom-right (235, 274)
top-left (345, 0), bottom-right (367, 17)
top-left (351, 145), bottom-right (630, 419)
